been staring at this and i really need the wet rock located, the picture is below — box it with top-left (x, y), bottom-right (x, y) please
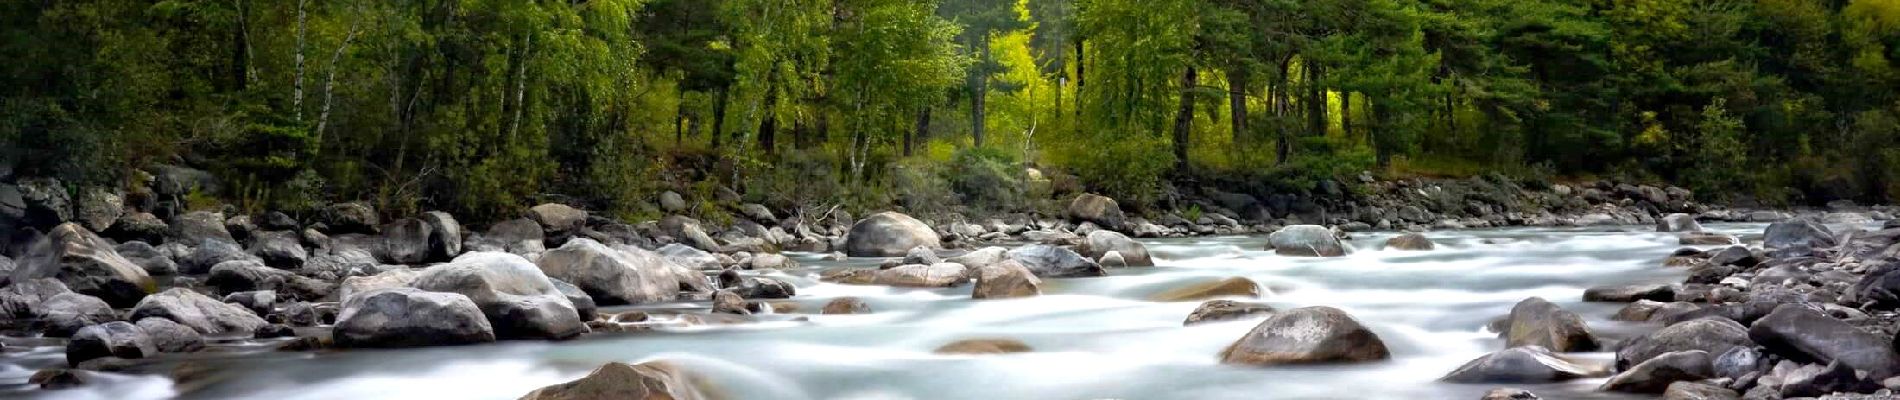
top-left (1713, 346), bottom-right (1764, 380)
top-left (1662, 381), bottom-right (1740, 400)
top-left (1765, 218), bottom-right (1836, 249)
top-left (518, 361), bottom-right (707, 400)
top-left (1602, 350), bottom-right (1714, 393)
top-left (535, 239), bottom-right (682, 305)
top-left (114, 241), bottom-right (177, 276)
top-left (1220, 306), bottom-right (1390, 365)
top-left (13, 223), bottom-right (156, 307)
top-left (221, 290), bottom-right (274, 317)
top-left (1707, 246), bottom-right (1758, 267)
top-left (1267, 225), bottom-right (1347, 257)
top-left (1658, 213), bottom-right (1705, 232)
top-left (747, 253), bottom-right (795, 270)
top-left (1749, 304), bottom-right (1900, 379)
top-left (1584, 284), bottom-right (1676, 303)
top-left (1617, 318), bottom-right (1752, 371)
top-left (169, 211), bottom-right (235, 246)
top-left (1184, 300), bottom-right (1276, 325)
top-left (548, 279), bottom-right (597, 321)
top-left (1501, 297), bottom-right (1598, 352)
top-left (1385, 233), bottom-right (1435, 250)
top-left (322, 202), bottom-right (379, 234)
top-left (657, 243), bottom-right (721, 271)
top-left (972, 260), bottom-right (1041, 299)
top-left (0, 277), bottom-right (71, 318)
top-left (30, 368), bottom-right (89, 389)
top-left (1067, 193), bottom-right (1126, 231)
top-left (338, 268), bottom-right (419, 300)
top-left (421, 211), bottom-right (463, 262)
top-left (135, 317), bottom-right (205, 353)
top-left (252, 324), bottom-right (295, 339)
top-left (934, 338), bottom-right (1033, 355)
top-left (659, 215), bottom-right (722, 252)
top-left (39, 292), bottom-right (118, 337)
top-left (716, 270), bottom-right (794, 299)
top-left (1151, 277), bottom-right (1260, 302)
top-left (207, 260), bottom-right (314, 296)
top-left (872, 263), bottom-right (969, 287)
top-left (129, 288), bottom-right (269, 335)
top-left (333, 287), bottom-right (496, 348)
top-left (1006, 244), bottom-right (1105, 278)
top-left (1440, 346), bottom-right (1608, 383)
top-left (844, 212), bottom-right (942, 257)
top-left (1081, 230), bottom-right (1153, 266)
top-left (711, 290), bottom-right (748, 315)
top-left (181, 240), bottom-right (258, 274)
top-left (67, 321), bottom-right (156, 367)
top-left (1480, 388), bottom-right (1539, 400)
top-left (410, 252), bottom-right (585, 340)
top-left (1777, 360), bottom-right (1883, 397)
top-left (821, 297), bottom-right (871, 314)
top-left (281, 302), bottom-right (335, 327)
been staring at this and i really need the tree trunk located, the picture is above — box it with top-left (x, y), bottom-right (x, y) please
top-left (712, 87), bottom-right (729, 148)
top-left (973, 35), bottom-right (991, 148)
top-left (674, 91), bottom-right (686, 145)
top-left (1371, 100), bottom-right (1389, 167)
top-left (1306, 64), bottom-right (1324, 136)
top-left (1275, 55), bottom-right (1293, 165)
top-left (908, 106), bottom-right (931, 157)
top-left (1228, 69), bottom-right (1247, 144)
top-left (759, 88), bottom-right (778, 155)
top-left (293, 0), bottom-right (307, 122)
top-left (1173, 66), bottom-right (1197, 172)
top-left (1074, 39), bottom-right (1085, 116)
top-left (313, 23), bottom-right (358, 146)
top-left (1342, 92), bottom-right (1353, 142)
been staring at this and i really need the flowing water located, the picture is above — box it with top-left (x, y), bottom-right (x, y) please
top-left (4, 223), bottom-right (1781, 400)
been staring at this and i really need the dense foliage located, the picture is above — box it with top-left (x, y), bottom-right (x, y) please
top-left (4, 0), bottom-right (1899, 221)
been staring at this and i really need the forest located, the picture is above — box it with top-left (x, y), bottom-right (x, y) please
top-left (4, 0), bottom-right (1900, 223)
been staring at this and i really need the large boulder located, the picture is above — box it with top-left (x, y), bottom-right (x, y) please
top-left (15, 178), bottom-right (72, 228)
top-left (658, 216), bottom-right (722, 253)
top-left (12, 223), bottom-right (155, 307)
top-left (66, 321), bottom-right (156, 367)
top-left (1657, 214), bottom-right (1704, 232)
top-left (535, 239), bottom-right (679, 305)
top-left (1080, 231), bottom-right (1153, 267)
top-left (1384, 233), bottom-right (1435, 251)
top-left (1616, 318), bottom-right (1752, 371)
top-left (410, 252), bottom-right (585, 340)
top-left (1219, 306), bottom-right (1390, 365)
top-left (470, 218), bottom-right (546, 258)
top-left (1440, 346), bottom-right (1608, 383)
top-left (205, 259), bottom-right (305, 295)
top-left (128, 288), bottom-right (268, 335)
top-left (73, 189), bottom-right (122, 233)
top-left (337, 268), bottom-right (420, 301)
top-left (1067, 194), bottom-right (1125, 230)
top-left (1764, 218), bottom-right (1835, 249)
top-left (972, 260), bottom-right (1041, 299)
top-left (1500, 297), bottom-right (1599, 352)
top-left (333, 287), bottom-right (496, 348)
top-left (169, 211), bottom-right (235, 246)
top-left (381, 218), bottom-right (433, 264)
top-left (181, 240), bottom-right (259, 274)
top-left (935, 338), bottom-right (1034, 355)
top-left (1749, 304), bottom-right (1900, 379)
top-left (1006, 244), bottom-right (1105, 278)
top-left (1267, 225), bottom-right (1347, 257)
top-left (105, 212), bottom-right (167, 244)
top-left (421, 211), bottom-right (463, 262)
top-left (134, 317), bottom-right (205, 353)
top-left (1151, 277), bottom-right (1260, 302)
top-left (0, 278), bottom-right (71, 318)
top-left (526, 203), bottom-right (588, 246)
top-left (38, 292), bottom-right (118, 337)
top-left (518, 361), bottom-right (707, 400)
top-left (248, 230), bottom-right (308, 269)
top-left (875, 263), bottom-right (970, 287)
top-left (843, 212), bottom-right (941, 257)
top-left (1601, 350), bottom-right (1714, 393)
top-left (322, 202), bottom-right (379, 234)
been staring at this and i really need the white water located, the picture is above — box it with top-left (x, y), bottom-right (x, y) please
top-left (5, 224), bottom-right (1778, 400)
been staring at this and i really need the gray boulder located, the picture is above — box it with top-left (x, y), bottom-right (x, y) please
top-left (526, 203), bottom-right (587, 245)
top-left (1500, 297), bottom-right (1599, 352)
top-left (168, 211), bottom-right (234, 246)
top-left (323, 202), bottom-right (379, 234)
top-left (1006, 244), bottom-right (1105, 278)
top-left (128, 288), bottom-right (268, 335)
top-left (471, 218), bottom-right (546, 258)
top-left (1749, 304), bottom-right (1900, 379)
top-left (134, 317), bottom-right (205, 353)
top-left (1617, 318), bottom-right (1752, 371)
top-left (104, 212), bottom-right (166, 244)
top-left (338, 268), bottom-right (419, 301)
top-left (410, 252), bottom-right (585, 340)
top-left (182, 240), bottom-right (258, 274)
top-left (221, 290), bottom-right (275, 317)
top-left (659, 191), bottom-right (687, 213)
top-left (12, 223), bottom-right (155, 307)
top-left (248, 230), bottom-right (307, 268)
top-left (547, 279), bottom-right (597, 321)
top-left (73, 189), bottom-right (122, 233)
top-left (66, 321), bottom-right (156, 367)
top-left (38, 292), bottom-right (117, 337)
top-left (1385, 233), bottom-right (1435, 251)
top-left (844, 212), bottom-right (941, 257)
top-left (874, 263), bottom-right (970, 287)
top-left (1267, 225), bottom-right (1347, 257)
top-left (1067, 193), bottom-right (1126, 230)
top-left (381, 218), bottom-right (433, 264)
top-left (535, 239), bottom-right (680, 305)
top-left (1662, 381), bottom-right (1739, 400)
top-left (1658, 213), bottom-right (1704, 232)
top-left (518, 361), bottom-right (708, 400)
top-left (332, 287), bottom-right (496, 348)
top-left (0, 278), bottom-right (70, 318)
top-left (421, 211), bottom-right (463, 262)
top-left (1183, 300), bottom-right (1276, 326)
top-left (1440, 346), bottom-right (1607, 383)
top-left (1602, 350), bottom-right (1713, 393)
top-left (1081, 230), bottom-right (1154, 266)
top-left (114, 241), bottom-right (177, 276)
top-left (1764, 218), bottom-right (1835, 249)
top-left (1220, 306), bottom-right (1390, 365)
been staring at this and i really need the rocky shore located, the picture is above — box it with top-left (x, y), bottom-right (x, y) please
top-left (2, 168), bottom-right (1896, 398)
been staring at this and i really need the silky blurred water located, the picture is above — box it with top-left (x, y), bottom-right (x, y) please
top-left (3, 223), bottom-right (1784, 400)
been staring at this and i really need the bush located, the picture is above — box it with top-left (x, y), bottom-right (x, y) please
top-left (946, 148), bottom-right (1024, 212)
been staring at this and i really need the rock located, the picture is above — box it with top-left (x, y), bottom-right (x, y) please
top-left (1778, 360), bottom-right (1883, 397)
top-left (381, 218), bottom-right (433, 264)
top-left (38, 292), bottom-right (118, 337)
top-left (225, 215), bottom-right (257, 243)
top-left (534, 239), bottom-right (680, 305)
top-left (1440, 346), bottom-right (1608, 383)
top-left (843, 212), bottom-right (942, 257)
top-left (934, 338), bottom-right (1033, 355)
top-left (972, 260), bottom-right (1041, 299)
top-left (740, 204), bottom-right (776, 223)
top-left (1480, 388), bottom-right (1540, 400)
top-left (221, 290), bottom-right (274, 317)
top-left (12, 223), bottom-right (156, 307)
top-left (129, 288), bottom-right (269, 335)
top-left (472, 218), bottom-right (546, 258)
top-left (1602, 350), bottom-right (1714, 393)
top-left (105, 212), bottom-right (167, 244)
top-left (135, 317), bottom-right (205, 353)
top-left (1613, 300), bottom-right (1669, 321)
top-left (1663, 381), bottom-right (1740, 400)
top-left (710, 290), bottom-right (748, 314)
top-left (1080, 230), bottom-right (1154, 267)
top-left (1680, 232), bottom-right (1740, 246)
top-left (74, 189), bottom-right (122, 233)
top-left (1500, 297), bottom-right (1599, 352)
top-left (67, 321), bottom-right (156, 367)
top-left (1659, 213), bottom-right (1705, 232)
top-left (1067, 194), bottom-right (1126, 230)
top-left (716, 271), bottom-right (793, 299)
top-left (1584, 284), bottom-right (1676, 303)
top-left (747, 253), bottom-right (795, 270)
top-left (0, 277), bottom-right (71, 318)
top-left (261, 211), bottom-right (299, 230)
top-left (903, 246), bottom-right (942, 265)
top-left (1707, 246), bottom-right (1757, 267)
top-left (657, 243), bottom-right (721, 270)
top-left (873, 263), bottom-right (969, 287)
top-left (1713, 346), bottom-right (1764, 380)
top-left (1765, 218), bottom-right (1836, 249)
top-left (821, 297), bottom-right (871, 314)
top-left (659, 191), bottom-right (687, 213)
top-left (169, 211), bottom-right (235, 246)
top-left (517, 361), bottom-right (707, 400)
top-left (338, 268), bottom-right (419, 300)
top-left (1006, 244), bottom-right (1105, 278)
top-left (182, 239), bottom-right (258, 274)
top-left (332, 287), bottom-right (496, 348)
top-left (253, 324), bottom-right (295, 339)
top-left (1220, 306), bottom-right (1390, 365)
top-left (420, 211), bottom-right (463, 262)
top-left (1749, 304), bottom-right (1900, 379)
top-left (1385, 233), bottom-right (1435, 250)
top-left (205, 260), bottom-right (296, 295)
top-left (1184, 300), bottom-right (1276, 325)
top-left (1617, 318), bottom-right (1752, 371)
top-left (547, 279), bottom-right (597, 321)
top-left (322, 202), bottom-right (379, 234)
top-left (115, 242), bottom-right (176, 276)
top-left (526, 203), bottom-right (588, 245)
top-left (1267, 225), bottom-right (1347, 257)
top-left (282, 302), bottom-right (335, 327)
top-left (945, 246), bottom-right (1008, 269)
top-left (1151, 277), bottom-right (1260, 302)
top-left (248, 230), bottom-right (308, 268)
top-left (410, 252), bottom-right (585, 340)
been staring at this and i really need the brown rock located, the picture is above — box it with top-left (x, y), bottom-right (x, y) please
top-left (821, 297), bottom-right (871, 314)
top-left (1184, 300), bottom-right (1276, 326)
top-left (518, 361), bottom-right (706, 400)
top-left (972, 260), bottom-right (1041, 299)
top-left (934, 338), bottom-right (1033, 355)
top-left (1151, 277), bottom-right (1260, 302)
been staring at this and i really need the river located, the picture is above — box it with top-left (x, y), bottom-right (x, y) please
top-left (7, 223), bottom-right (1778, 400)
